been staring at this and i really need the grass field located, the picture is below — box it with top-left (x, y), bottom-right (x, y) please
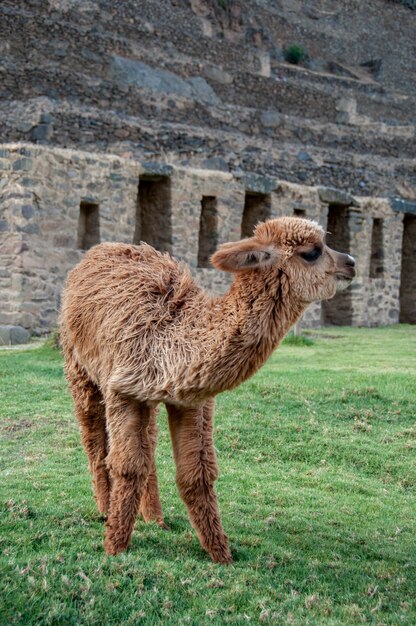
top-left (1, 326), bottom-right (415, 625)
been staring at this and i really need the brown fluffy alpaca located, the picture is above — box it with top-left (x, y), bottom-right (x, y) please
top-left (60, 217), bottom-right (355, 564)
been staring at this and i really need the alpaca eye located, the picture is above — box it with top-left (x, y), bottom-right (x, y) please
top-left (300, 247), bottom-right (322, 262)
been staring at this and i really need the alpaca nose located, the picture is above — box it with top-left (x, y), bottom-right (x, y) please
top-left (345, 254), bottom-right (355, 267)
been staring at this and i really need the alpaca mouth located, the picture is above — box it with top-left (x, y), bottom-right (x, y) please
top-left (336, 273), bottom-right (354, 292)
top-left (336, 272), bottom-right (354, 281)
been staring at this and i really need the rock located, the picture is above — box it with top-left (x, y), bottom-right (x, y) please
top-left (110, 56), bottom-right (220, 105)
top-left (16, 121), bottom-right (34, 133)
top-left (40, 112), bottom-right (54, 124)
top-left (203, 65), bottom-right (233, 85)
top-left (21, 204), bottom-right (34, 219)
top-left (141, 162), bottom-right (174, 177)
top-left (30, 123), bottom-right (53, 142)
top-left (0, 325), bottom-right (30, 345)
top-left (297, 150), bottom-right (312, 162)
top-left (239, 172), bottom-right (277, 194)
top-left (114, 128), bottom-right (131, 139)
top-left (336, 111), bottom-right (351, 124)
top-left (318, 186), bottom-right (358, 207)
top-left (17, 222), bottom-right (39, 234)
top-left (390, 197), bottom-right (416, 214)
top-left (260, 110), bottom-right (282, 128)
top-left (201, 156), bottom-right (229, 172)
top-left (12, 158), bottom-right (33, 172)
top-left (111, 55), bottom-right (191, 95)
top-left (187, 76), bottom-right (221, 105)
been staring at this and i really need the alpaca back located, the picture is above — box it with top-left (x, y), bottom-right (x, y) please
top-left (60, 242), bottom-right (206, 399)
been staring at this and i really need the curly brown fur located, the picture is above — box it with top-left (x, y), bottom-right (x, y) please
top-left (60, 217), bottom-right (354, 563)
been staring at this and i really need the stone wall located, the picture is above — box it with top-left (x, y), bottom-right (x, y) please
top-left (0, 144), bottom-right (139, 333)
top-left (0, 143), bottom-right (411, 335)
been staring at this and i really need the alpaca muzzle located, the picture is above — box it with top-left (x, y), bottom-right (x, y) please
top-left (337, 253), bottom-right (356, 281)
top-left (334, 253), bottom-right (355, 292)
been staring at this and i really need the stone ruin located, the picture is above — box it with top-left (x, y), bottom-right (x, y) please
top-left (0, 143), bottom-right (415, 339)
top-left (0, 1), bottom-right (415, 340)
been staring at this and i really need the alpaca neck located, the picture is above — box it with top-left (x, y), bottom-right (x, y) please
top-left (205, 269), bottom-right (306, 394)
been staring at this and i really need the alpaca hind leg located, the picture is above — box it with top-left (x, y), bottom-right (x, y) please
top-left (66, 359), bottom-right (110, 515)
top-left (166, 400), bottom-right (231, 564)
top-left (139, 406), bottom-right (166, 528)
top-left (104, 394), bottom-right (152, 555)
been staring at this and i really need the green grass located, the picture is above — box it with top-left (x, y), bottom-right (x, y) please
top-left (1, 326), bottom-right (415, 625)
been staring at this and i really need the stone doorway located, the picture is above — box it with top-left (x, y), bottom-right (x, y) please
top-left (322, 204), bottom-right (353, 325)
top-left (77, 201), bottom-right (100, 250)
top-left (370, 218), bottom-right (385, 278)
top-left (134, 176), bottom-right (172, 253)
top-left (198, 196), bottom-right (218, 268)
top-left (241, 192), bottom-right (271, 238)
top-left (399, 213), bottom-right (416, 323)
top-left (293, 208), bottom-right (306, 217)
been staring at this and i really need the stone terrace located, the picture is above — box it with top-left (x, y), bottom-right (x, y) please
top-left (0, 0), bottom-right (415, 199)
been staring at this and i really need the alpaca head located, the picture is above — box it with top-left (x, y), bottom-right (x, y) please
top-left (211, 216), bottom-right (355, 303)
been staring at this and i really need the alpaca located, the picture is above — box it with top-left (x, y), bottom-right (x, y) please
top-left (60, 216), bottom-right (355, 564)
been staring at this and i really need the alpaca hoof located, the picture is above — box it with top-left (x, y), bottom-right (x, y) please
top-left (150, 516), bottom-right (169, 531)
top-left (104, 540), bottom-right (127, 556)
top-left (208, 546), bottom-right (233, 565)
top-left (104, 534), bottom-right (130, 556)
top-left (210, 552), bottom-right (232, 565)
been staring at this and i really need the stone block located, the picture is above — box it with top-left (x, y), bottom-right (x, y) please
top-left (11, 277), bottom-right (23, 295)
top-left (201, 157), bottom-right (229, 173)
top-left (110, 56), bottom-right (220, 105)
top-left (203, 65), bottom-right (233, 85)
top-left (297, 151), bottom-right (312, 162)
top-left (239, 173), bottom-right (277, 194)
top-left (40, 113), bottom-right (54, 124)
top-left (21, 204), bottom-right (34, 219)
top-left (0, 325), bottom-right (30, 345)
top-left (260, 111), bottom-right (282, 128)
top-left (141, 162), bottom-right (174, 177)
top-left (30, 124), bottom-right (53, 142)
top-left (318, 186), bottom-right (358, 207)
top-left (390, 197), bottom-right (416, 214)
top-left (12, 158), bottom-right (33, 172)
top-left (15, 313), bottom-right (35, 329)
top-left (17, 223), bottom-right (39, 234)
top-left (187, 76), bottom-right (221, 105)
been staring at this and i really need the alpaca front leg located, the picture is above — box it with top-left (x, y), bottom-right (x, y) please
top-left (166, 400), bottom-right (232, 564)
top-left (139, 407), bottom-right (166, 528)
top-left (140, 468), bottom-right (166, 528)
top-left (104, 394), bottom-right (152, 555)
top-left (66, 358), bottom-right (110, 515)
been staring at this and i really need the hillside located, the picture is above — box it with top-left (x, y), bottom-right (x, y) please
top-left (0, 0), bottom-right (415, 197)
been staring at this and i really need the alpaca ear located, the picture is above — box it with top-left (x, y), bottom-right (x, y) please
top-left (211, 239), bottom-right (278, 272)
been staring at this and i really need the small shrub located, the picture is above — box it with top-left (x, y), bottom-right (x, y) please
top-left (284, 44), bottom-right (307, 65)
top-left (283, 333), bottom-right (314, 347)
top-left (389, 0), bottom-right (415, 8)
top-left (47, 327), bottom-right (61, 351)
